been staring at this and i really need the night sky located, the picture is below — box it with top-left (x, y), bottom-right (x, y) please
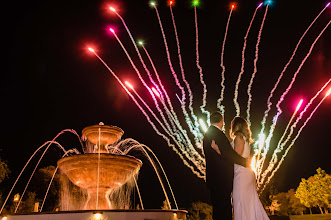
top-left (1, 0), bottom-right (330, 210)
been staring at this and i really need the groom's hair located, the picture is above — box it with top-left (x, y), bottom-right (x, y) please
top-left (210, 111), bottom-right (223, 124)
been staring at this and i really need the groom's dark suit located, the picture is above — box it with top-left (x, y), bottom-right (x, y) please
top-left (203, 125), bottom-right (248, 220)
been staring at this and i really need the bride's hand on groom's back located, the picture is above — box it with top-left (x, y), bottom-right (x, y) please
top-left (211, 140), bottom-right (221, 155)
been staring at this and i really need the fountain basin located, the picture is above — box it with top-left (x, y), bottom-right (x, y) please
top-left (58, 154), bottom-right (142, 209)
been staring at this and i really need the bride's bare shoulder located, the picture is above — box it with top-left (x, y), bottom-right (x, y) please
top-left (234, 132), bottom-right (245, 141)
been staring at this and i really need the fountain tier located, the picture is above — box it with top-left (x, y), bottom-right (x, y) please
top-left (58, 154), bottom-right (142, 209)
top-left (82, 124), bottom-right (123, 148)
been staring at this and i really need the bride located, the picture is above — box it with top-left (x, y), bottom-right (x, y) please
top-left (230, 117), bottom-right (269, 220)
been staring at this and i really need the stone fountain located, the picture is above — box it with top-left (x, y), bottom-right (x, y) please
top-left (1, 123), bottom-right (187, 220)
top-left (58, 123), bottom-right (142, 210)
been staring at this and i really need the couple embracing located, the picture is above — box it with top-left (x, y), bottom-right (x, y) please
top-left (203, 111), bottom-right (269, 220)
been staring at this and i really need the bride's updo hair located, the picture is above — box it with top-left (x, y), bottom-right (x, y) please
top-left (230, 117), bottom-right (254, 144)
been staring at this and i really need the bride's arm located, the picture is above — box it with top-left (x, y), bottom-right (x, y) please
top-left (234, 134), bottom-right (245, 156)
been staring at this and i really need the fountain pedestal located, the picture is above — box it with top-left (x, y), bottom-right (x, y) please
top-left (85, 188), bottom-right (111, 210)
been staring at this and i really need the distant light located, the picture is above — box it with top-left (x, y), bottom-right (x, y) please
top-left (199, 119), bottom-right (208, 132)
top-left (258, 2), bottom-right (263, 8)
top-left (109, 7), bottom-right (116, 12)
top-left (93, 213), bottom-right (103, 220)
top-left (138, 40), bottom-right (144, 46)
top-left (13, 193), bottom-right (20, 202)
top-left (109, 28), bottom-right (115, 33)
top-left (192, 0), bottom-right (200, 7)
top-left (125, 81), bottom-right (134, 90)
top-left (231, 4), bottom-right (236, 9)
top-left (88, 47), bottom-right (95, 52)
top-left (170, 1), bottom-right (173, 5)
top-left (152, 87), bottom-right (160, 97)
top-left (150, 1), bottom-right (156, 7)
top-left (326, 2), bottom-right (330, 7)
top-left (326, 88), bottom-right (331, 97)
top-left (265, 0), bottom-right (272, 5)
top-left (295, 99), bottom-right (304, 112)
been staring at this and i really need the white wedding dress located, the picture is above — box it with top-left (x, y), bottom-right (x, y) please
top-left (232, 137), bottom-right (269, 220)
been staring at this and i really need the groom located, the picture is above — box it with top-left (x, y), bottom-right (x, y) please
top-left (203, 111), bottom-right (250, 219)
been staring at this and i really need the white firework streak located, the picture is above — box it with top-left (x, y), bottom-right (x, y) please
top-left (152, 6), bottom-right (203, 146)
top-left (258, 20), bottom-right (331, 185)
top-left (140, 45), bottom-right (185, 138)
top-left (113, 9), bottom-right (181, 133)
top-left (258, 4), bottom-right (329, 136)
top-left (257, 104), bottom-right (299, 187)
top-left (141, 45), bottom-right (204, 156)
top-left (170, 5), bottom-right (203, 143)
top-left (92, 51), bottom-right (205, 178)
top-left (112, 9), bottom-right (182, 136)
top-left (234, 5), bottom-right (261, 116)
top-left (258, 20), bottom-right (331, 184)
top-left (152, 6), bottom-right (188, 115)
top-left (246, 5), bottom-right (269, 126)
top-left (111, 32), bottom-right (178, 137)
top-left (217, 8), bottom-right (233, 118)
top-left (260, 94), bottom-right (329, 193)
top-left (194, 6), bottom-right (210, 122)
top-left (257, 79), bottom-right (331, 190)
top-left (256, 113), bottom-right (278, 186)
top-left (131, 88), bottom-right (205, 174)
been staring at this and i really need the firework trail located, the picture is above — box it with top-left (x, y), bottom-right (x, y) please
top-left (246, 4), bottom-right (269, 126)
top-left (169, 4), bottom-right (202, 141)
top-left (257, 79), bottom-right (331, 189)
top-left (278, 79), bottom-right (331, 153)
top-left (139, 47), bottom-right (193, 149)
top-left (256, 99), bottom-right (303, 188)
top-left (152, 5), bottom-right (202, 145)
top-left (110, 7), bottom-right (181, 134)
top-left (109, 30), bottom-right (181, 137)
top-left (255, 113), bottom-right (278, 184)
top-left (260, 91), bottom-right (330, 193)
top-left (91, 50), bottom-right (205, 177)
top-left (110, 8), bottom-right (160, 91)
top-left (274, 20), bottom-right (331, 127)
top-left (141, 44), bottom-right (203, 151)
top-left (259, 13), bottom-right (331, 183)
top-left (152, 6), bottom-right (188, 110)
top-left (111, 29), bottom-right (194, 145)
top-left (130, 84), bottom-right (205, 172)
top-left (141, 45), bottom-right (177, 114)
top-left (140, 44), bottom-right (183, 134)
top-left (234, 3), bottom-right (263, 116)
top-left (257, 20), bottom-right (331, 176)
top-left (258, 4), bottom-right (329, 136)
top-left (217, 6), bottom-right (234, 117)
top-left (194, 6), bottom-right (210, 122)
